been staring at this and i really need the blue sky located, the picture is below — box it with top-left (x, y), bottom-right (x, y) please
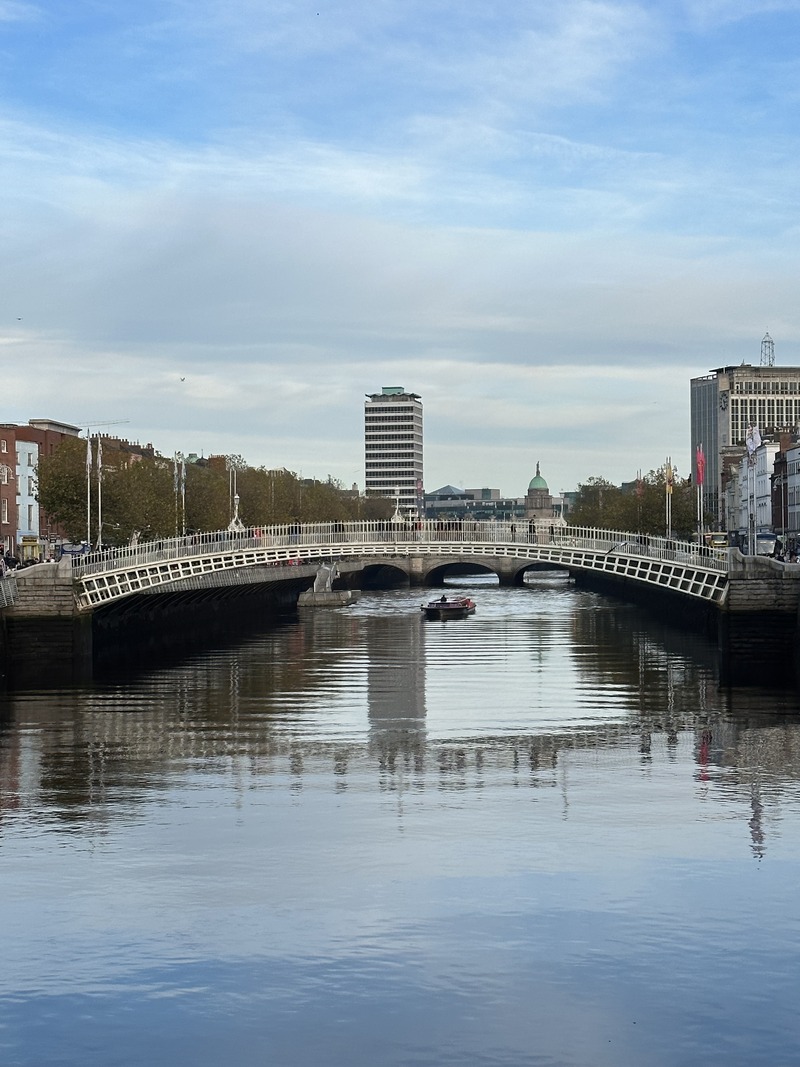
top-left (3, 1), bottom-right (800, 497)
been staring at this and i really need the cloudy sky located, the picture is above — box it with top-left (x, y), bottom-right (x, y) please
top-left (3, 1), bottom-right (800, 497)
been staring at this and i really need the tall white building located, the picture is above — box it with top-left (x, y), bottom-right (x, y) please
top-left (690, 361), bottom-right (800, 527)
top-left (364, 386), bottom-right (423, 515)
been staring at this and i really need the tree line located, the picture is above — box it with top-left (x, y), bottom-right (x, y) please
top-left (568, 468), bottom-right (702, 538)
top-left (36, 441), bottom-right (702, 546)
top-left (36, 439), bottom-right (393, 545)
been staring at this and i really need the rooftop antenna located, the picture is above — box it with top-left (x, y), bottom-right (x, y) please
top-left (761, 332), bottom-right (774, 366)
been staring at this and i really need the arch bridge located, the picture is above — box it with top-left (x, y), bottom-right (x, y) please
top-left (68, 520), bottom-right (729, 609)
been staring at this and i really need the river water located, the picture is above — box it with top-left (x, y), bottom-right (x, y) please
top-left (2, 574), bottom-right (800, 1067)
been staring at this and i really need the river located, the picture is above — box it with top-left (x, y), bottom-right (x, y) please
top-left (2, 573), bottom-right (800, 1067)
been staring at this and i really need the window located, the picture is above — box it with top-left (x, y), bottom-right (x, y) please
top-left (27, 504), bottom-right (34, 530)
top-left (27, 476), bottom-right (35, 496)
top-left (27, 452), bottom-right (34, 466)
top-left (0, 439), bottom-right (6, 452)
top-left (0, 467), bottom-right (6, 485)
top-left (1, 499), bottom-right (6, 524)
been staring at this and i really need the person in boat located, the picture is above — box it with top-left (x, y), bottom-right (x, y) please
top-left (440, 594), bottom-right (447, 602)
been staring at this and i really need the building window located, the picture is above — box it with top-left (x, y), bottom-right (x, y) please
top-left (0, 439), bottom-right (5, 453)
top-left (1, 499), bottom-right (7, 524)
top-left (27, 504), bottom-right (34, 529)
top-left (27, 476), bottom-right (35, 496)
top-left (27, 452), bottom-right (34, 466)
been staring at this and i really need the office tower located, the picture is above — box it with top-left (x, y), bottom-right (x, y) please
top-left (691, 359), bottom-right (800, 527)
top-left (364, 386), bottom-right (423, 515)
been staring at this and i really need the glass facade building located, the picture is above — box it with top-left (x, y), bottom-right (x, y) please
top-left (691, 364), bottom-right (800, 528)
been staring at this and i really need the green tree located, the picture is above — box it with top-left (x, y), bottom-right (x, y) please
top-left (35, 437), bottom-right (88, 541)
top-left (570, 468), bottom-right (700, 538)
top-left (101, 459), bottom-right (174, 542)
top-left (569, 477), bottom-right (622, 529)
top-left (39, 441), bottom-right (386, 540)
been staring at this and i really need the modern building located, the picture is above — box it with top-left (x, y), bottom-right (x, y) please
top-left (364, 387), bottom-right (423, 516)
top-left (690, 357), bottom-right (800, 528)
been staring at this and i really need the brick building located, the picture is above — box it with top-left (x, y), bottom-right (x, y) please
top-left (0, 419), bottom-right (82, 558)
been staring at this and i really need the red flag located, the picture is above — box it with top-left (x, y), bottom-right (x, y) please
top-left (696, 444), bottom-right (705, 487)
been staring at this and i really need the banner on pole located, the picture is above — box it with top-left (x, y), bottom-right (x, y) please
top-left (696, 444), bottom-right (705, 487)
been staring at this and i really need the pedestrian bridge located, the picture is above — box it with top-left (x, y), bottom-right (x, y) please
top-left (67, 520), bottom-right (729, 610)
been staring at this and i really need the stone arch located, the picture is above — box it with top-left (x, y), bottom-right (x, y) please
top-left (509, 561), bottom-right (571, 586)
top-left (423, 561), bottom-right (498, 586)
top-left (360, 562), bottom-right (411, 589)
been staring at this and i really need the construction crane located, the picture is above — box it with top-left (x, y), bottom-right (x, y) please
top-left (761, 332), bottom-right (775, 367)
top-left (80, 419), bottom-right (130, 438)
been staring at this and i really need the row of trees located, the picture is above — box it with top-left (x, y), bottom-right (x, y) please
top-left (36, 441), bottom-right (703, 546)
top-left (568, 469), bottom-right (702, 538)
top-left (36, 439), bottom-right (393, 545)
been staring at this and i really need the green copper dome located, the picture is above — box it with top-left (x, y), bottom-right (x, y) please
top-left (528, 462), bottom-right (548, 491)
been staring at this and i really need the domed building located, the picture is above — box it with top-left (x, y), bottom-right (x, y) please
top-left (525, 462), bottom-right (555, 522)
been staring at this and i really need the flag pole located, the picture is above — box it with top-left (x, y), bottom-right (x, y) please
top-left (96, 436), bottom-right (103, 549)
top-left (665, 457), bottom-right (673, 540)
top-left (86, 433), bottom-right (92, 547)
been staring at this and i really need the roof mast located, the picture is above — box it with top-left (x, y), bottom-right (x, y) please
top-left (761, 332), bottom-right (775, 366)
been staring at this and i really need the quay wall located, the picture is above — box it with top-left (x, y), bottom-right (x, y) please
top-left (719, 556), bottom-right (800, 686)
top-left (2, 560), bottom-right (91, 685)
top-left (5, 547), bottom-right (800, 688)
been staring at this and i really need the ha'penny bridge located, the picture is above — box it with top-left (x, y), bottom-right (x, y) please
top-left (1, 520), bottom-right (798, 685)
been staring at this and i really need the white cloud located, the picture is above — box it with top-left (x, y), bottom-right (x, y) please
top-left (0, 1), bottom-right (38, 22)
top-left (681, 0), bottom-right (800, 30)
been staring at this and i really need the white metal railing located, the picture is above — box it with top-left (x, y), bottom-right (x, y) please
top-left (0, 575), bottom-right (18, 607)
top-left (70, 521), bottom-right (729, 578)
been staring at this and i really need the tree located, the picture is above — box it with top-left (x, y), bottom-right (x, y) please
top-left (38, 440), bottom-right (384, 540)
top-left (35, 437), bottom-right (88, 541)
top-left (569, 477), bottom-right (621, 529)
top-left (570, 468), bottom-right (700, 538)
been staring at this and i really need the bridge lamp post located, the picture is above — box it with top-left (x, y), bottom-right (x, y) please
top-left (173, 452), bottom-right (186, 537)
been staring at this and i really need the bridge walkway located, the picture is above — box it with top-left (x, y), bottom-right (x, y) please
top-left (61, 521), bottom-right (728, 609)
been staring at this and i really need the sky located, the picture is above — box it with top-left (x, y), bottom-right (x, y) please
top-left (3, 1), bottom-right (800, 498)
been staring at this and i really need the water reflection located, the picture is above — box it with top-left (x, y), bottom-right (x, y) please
top-left (0, 584), bottom-right (798, 850)
top-left (3, 583), bottom-right (800, 1066)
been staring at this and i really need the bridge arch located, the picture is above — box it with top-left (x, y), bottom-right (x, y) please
top-left (424, 561), bottom-right (498, 586)
top-left (509, 560), bottom-right (570, 586)
top-left (360, 562), bottom-right (410, 589)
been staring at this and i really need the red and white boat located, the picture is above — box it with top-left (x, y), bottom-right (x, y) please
top-left (421, 595), bottom-right (476, 620)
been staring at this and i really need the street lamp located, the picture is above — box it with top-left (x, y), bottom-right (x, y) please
top-left (173, 452), bottom-right (186, 537)
top-left (226, 464), bottom-right (246, 533)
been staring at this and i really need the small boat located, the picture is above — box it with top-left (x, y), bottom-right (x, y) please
top-left (421, 595), bottom-right (476, 620)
